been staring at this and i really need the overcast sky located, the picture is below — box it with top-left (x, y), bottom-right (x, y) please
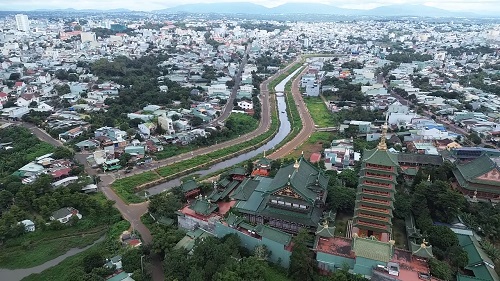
top-left (4, 0), bottom-right (500, 13)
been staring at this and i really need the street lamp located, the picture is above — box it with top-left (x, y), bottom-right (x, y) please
top-left (140, 255), bottom-right (145, 275)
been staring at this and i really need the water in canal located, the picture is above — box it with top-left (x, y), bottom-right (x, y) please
top-left (144, 67), bottom-right (302, 196)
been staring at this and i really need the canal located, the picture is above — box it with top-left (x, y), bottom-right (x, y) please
top-left (144, 67), bottom-right (302, 196)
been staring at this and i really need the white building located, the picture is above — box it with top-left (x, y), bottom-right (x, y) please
top-left (158, 114), bottom-right (175, 134)
top-left (15, 14), bottom-right (29, 32)
top-left (19, 219), bottom-right (35, 232)
top-left (80, 32), bottom-right (96, 43)
top-left (50, 207), bottom-right (82, 224)
top-left (237, 100), bottom-right (253, 110)
top-left (387, 101), bottom-right (409, 114)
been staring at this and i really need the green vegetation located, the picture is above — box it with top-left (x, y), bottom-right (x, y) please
top-left (386, 51), bottom-right (433, 63)
top-left (111, 171), bottom-right (161, 204)
top-left (0, 184), bottom-right (120, 269)
top-left (0, 228), bottom-right (104, 269)
top-left (164, 234), bottom-right (290, 281)
top-left (22, 220), bottom-right (131, 281)
top-left (0, 126), bottom-right (54, 179)
top-left (303, 97), bottom-right (335, 127)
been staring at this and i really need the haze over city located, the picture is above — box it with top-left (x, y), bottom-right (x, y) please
top-left (3, 0), bottom-right (500, 14)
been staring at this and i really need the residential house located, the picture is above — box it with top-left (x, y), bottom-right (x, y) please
top-left (1, 106), bottom-right (29, 119)
top-left (138, 122), bottom-right (156, 137)
top-left (19, 219), bottom-right (35, 232)
top-left (0, 92), bottom-right (8, 104)
top-left (158, 114), bottom-right (175, 134)
top-left (237, 100), bottom-right (253, 110)
top-left (106, 271), bottom-right (135, 281)
top-left (58, 126), bottom-right (88, 142)
top-left (50, 207), bottom-right (82, 224)
top-left (16, 93), bottom-right (39, 107)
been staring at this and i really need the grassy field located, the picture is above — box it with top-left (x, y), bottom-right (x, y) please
top-left (0, 231), bottom-right (104, 269)
top-left (304, 97), bottom-right (336, 128)
top-left (22, 221), bottom-right (130, 281)
top-left (0, 215), bottom-right (109, 270)
top-left (111, 171), bottom-right (161, 204)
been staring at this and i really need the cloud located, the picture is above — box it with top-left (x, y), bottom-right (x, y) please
top-left (4, 0), bottom-right (500, 12)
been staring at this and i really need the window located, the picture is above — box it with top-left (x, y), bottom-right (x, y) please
top-left (278, 201), bottom-right (285, 205)
top-left (285, 202), bottom-right (292, 207)
top-left (299, 205), bottom-right (307, 209)
top-left (271, 199), bottom-right (277, 204)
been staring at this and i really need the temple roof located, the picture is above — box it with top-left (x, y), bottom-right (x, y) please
top-left (181, 179), bottom-right (199, 193)
top-left (410, 242), bottom-right (433, 259)
top-left (454, 154), bottom-right (500, 193)
top-left (256, 157), bottom-right (271, 166)
top-left (316, 222), bottom-right (336, 238)
top-left (230, 178), bottom-right (259, 201)
top-left (363, 147), bottom-right (399, 167)
top-left (397, 153), bottom-right (443, 166)
top-left (352, 235), bottom-right (394, 263)
top-left (189, 198), bottom-right (218, 216)
top-left (267, 157), bottom-right (329, 203)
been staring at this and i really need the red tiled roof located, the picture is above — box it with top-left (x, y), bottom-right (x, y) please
top-left (0, 92), bottom-right (7, 98)
top-left (51, 167), bottom-right (71, 178)
top-left (310, 152), bottom-right (321, 163)
top-left (15, 82), bottom-right (24, 87)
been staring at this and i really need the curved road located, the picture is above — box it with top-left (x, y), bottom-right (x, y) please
top-left (269, 66), bottom-right (316, 160)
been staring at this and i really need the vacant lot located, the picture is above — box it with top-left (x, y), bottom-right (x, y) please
top-left (304, 97), bottom-right (336, 128)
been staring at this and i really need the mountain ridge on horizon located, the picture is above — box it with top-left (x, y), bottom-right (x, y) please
top-left (2, 2), bottom-right (493, 17)
top-left (156, 2), bottom-right (479, 17)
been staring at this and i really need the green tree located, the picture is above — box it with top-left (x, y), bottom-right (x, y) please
top-left (289, 229), bottom-right (315, 281)
top-left (83, 251), bottom-right (105, 273)
top-left (52, 146), bottom-right (74, 159)
top-left (119, 153), bottom-right (132, 167)
top-left (148, 193), bottom-right (182, 219)
top-left (429, 258), bottom-right (452, 280)
top-left (429, 226), bottom-right (459, 251)
top-left (468, 133), bottom-right (482, 145)
top-left (122, 248), bottom-right (143, 273)
top-left (327, 186), bottom-right (356, 212)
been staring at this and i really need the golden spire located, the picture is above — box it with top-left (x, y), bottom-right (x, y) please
top-left (377, 122), bottom-right (388, 150)
top-left (293, 158), bottom-right (300, 170)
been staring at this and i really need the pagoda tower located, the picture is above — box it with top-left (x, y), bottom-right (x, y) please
top-left (352, 123), bottom-right (399, 242)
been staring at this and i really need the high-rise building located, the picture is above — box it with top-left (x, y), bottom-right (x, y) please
top-left (352, 123), bottom-right (399, 242)
top-left (15, 14), bottom-right (29, 32)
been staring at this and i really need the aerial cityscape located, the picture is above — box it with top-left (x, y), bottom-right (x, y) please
top-left (0, 1), bottom-right (500, 281)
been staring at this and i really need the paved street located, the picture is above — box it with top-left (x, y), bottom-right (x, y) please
top-left (212, 43), bottom-right (252, 124)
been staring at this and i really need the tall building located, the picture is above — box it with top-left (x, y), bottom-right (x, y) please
top-left (15, 14), bottom-right (29, 32)
top-left (352, 123), bottom-right (399, 242)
